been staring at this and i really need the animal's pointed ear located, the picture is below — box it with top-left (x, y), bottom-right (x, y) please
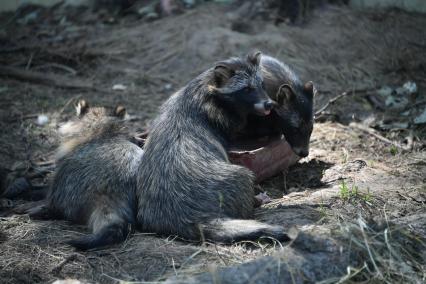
top-left (214, 63), bottom-right (234, 88)
top-left (247, 51), bottom-right (262, 66)
top-left (114, 105), bottom-right (127, 119)
top-left (75, 99), bottom-right (89, 117)
top-left (276, 84), bottom-right (295, 105)
top-left (303, 81), bottom-right (316, 98)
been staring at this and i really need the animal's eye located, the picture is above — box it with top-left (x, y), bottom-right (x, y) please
top-left (244, 87), bottom-right (251, 92)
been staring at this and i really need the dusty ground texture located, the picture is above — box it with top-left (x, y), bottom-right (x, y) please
top-left (0, 2), bottom-right (425, 283)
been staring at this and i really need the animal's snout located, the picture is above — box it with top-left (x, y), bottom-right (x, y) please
top-left (254, 100), bottom-right (277, 116)
top-left (298, 149), bottom-right (309, 158)
top-left (293, 147), bottom-right (309, 158)
top-left (264, 100), bottom-right (278, 111)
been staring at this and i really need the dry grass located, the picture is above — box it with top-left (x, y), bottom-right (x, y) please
top-left (0, 2), bottom-right (425, 283)
top-left (0, 215), bottom-right (287, 283)
top-left (165, 215), bottom-right (425, 283)
top-left (323, 216), bottom-right (426, 283)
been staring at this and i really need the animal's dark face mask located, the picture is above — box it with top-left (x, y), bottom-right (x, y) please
top-left (212, 51), bottom-right (278, 116)
top-left (275, 81), bottom-right (315, 158)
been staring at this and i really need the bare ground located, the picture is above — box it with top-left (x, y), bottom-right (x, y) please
top-left (0, 2), bottom-right (425, 283)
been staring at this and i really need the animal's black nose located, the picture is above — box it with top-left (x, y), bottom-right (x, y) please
top-left (297, 149), bottom-right (309, 158)
top-left (264, 100), bottom-right (277, 111)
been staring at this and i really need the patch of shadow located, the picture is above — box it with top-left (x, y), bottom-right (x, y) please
top-left (230, 20), bottom-right (256, 34)
top-left (0, 231), bottom-right (7, 243)
top-left (165, 228), bottom-right (347, 284)
top-left (256, 204), bottom-right (322, 228)
top-left (259, 159), bottom-right (334, 198)
top-left (286, 159), bottom-right (335, 190)
top-left (0, 264), bottom-right (45, 284)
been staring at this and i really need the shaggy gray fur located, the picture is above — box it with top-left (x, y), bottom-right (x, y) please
top-left (239, 55), bottom-right (315, 158)
top-left (136, 52), bottom-right (289, 243)
top-left (47, 101), bottom-right (143, 250)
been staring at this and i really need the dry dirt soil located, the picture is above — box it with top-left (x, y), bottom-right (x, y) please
top-left (0, 2), bottom-right (425, 283)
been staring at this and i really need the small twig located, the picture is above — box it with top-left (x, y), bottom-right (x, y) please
top-left (349, 122), bottom-right (407, 150)
top-left (147, 49), bottom-right (180, 72)
top-left (57, 95), bottom-right (82, 116)
top-left (147, 74), bottom-right (179, 86)
top-left (178, 249), bottom-right (203, 273)
top-left (0, 65), bottom-right (95, 90)
top-left (315, 88), bottom-right (376, 119)
top-left (32, 63), bottom-right (78, 76)
top-left (50, 253), bottom-right (78, 275)
top-left (171, 257), bottom-right (179, 276)
top-left (25, 53), bottom-right (34, 70)
top-left (315, 91), bottom-right (350, 118)
top-left (214, 243), bottom-right (228, 266)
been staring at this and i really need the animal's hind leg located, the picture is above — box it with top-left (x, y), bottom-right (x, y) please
top-left (67, 209), bottom-right (132, 250)
top-left (67, 221), bottom-right (130, 250)
top-left (202, 218), bottom-right (291, 243)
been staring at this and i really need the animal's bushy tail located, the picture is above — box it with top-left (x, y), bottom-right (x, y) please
top-left (67, 222), bottom-right (130, 251)
top-left (200, 218), bottom-right (290, 243)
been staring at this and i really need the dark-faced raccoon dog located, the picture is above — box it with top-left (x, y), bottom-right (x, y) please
top-left (136, 51), bottom-right (290, 243)
top-left (20, 100), bottom-right (143, 250)
top-left (237, 55), bottom-right (315, 158)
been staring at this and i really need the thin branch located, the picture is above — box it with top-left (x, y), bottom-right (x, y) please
top-left (315, 88), bottom-right (376, 119)
top-left (51, 254), bottom-right (78, 275)
top-left (315, 91), bottom-right (350, 118)
top-left (32, 63), bottom-right (78, 76)
top-left (0, 65), bottom-right (95, 90)
top-left (349, 122), bottom-right (408, 150)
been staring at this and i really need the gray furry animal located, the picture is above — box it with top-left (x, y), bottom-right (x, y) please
top-left (24, 100), bottom-right (143, 250)
top-left (238, 55), bottom-right (315, 158)
top-left (136, 52), bottom-right (290, 243)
